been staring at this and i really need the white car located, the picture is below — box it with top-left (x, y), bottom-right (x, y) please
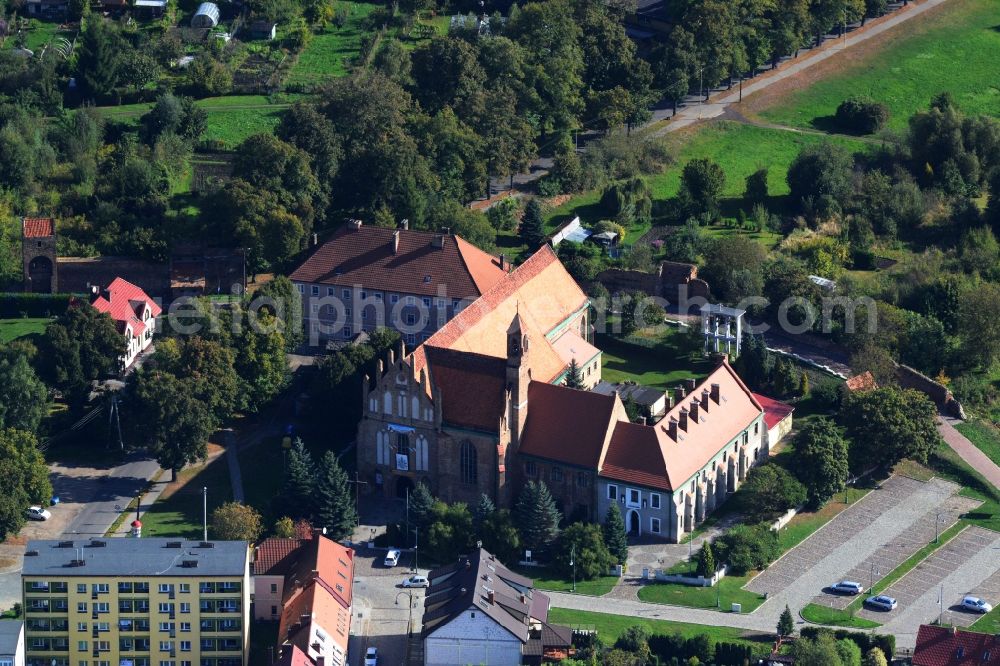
top-left (865, 595), bottom-right (898, 611)
top-left (26, 506), bottom-right (51, 521)
top-left (402, 575), bottom-right (429, 588)
top-left (364, 647), bottom-right (377, 666)
top-left (830, 581), bottom-right (864, 595)
top-left (383, 549), bottom-right (400, 567)
top-left (961, 596), bottom-right (993, 614)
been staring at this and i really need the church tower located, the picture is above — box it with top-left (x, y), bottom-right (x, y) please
top-left (506, 312), bottom-right (531, 450)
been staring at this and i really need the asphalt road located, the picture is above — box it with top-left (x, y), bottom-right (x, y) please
top-left (62, 454), bottom-right (163, 538)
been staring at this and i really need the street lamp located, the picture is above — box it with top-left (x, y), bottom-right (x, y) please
top-left (412, 528), bottom-right (419, 573)
top-left (869, 562), bottom-right (880, 594)
top-left (570, 543), bottom-right (576, 593)
top-left (935, 512), bottom-right (941, 544)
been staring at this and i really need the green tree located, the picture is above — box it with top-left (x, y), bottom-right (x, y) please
top-left (0, 355), bottom-right (48, 433)
top-left (425, 501), bottom-right (475, 562)
top-left (126, 371), bottom-right (214, 481)
top-left (552, 522), bottom-right (614, 580)
top-left (862, 647), bottom-right (888, 666)
top-left (840, 387), bottom-right (942, 472)
top-left (410, 37), bottom-right (486, 117)
top-left (799, 371), bottom-right (810, 397)
top-left (409, 481), bottom-right (435, 529)
top-left (211, 502), bottom-right (264, 542)
top-left (564, 359), bottom-right (584, 389)
top-left (255, 275), bottom-right (305, 351)
top-left (956, 280), bottom-right (1000, 369)
top-left (76, 19), bottom-right (121, 100)
top-left (793, 417), bottom-right (850, 507)
top-left (678, 158), bottom-right (726, 216)
top-left (740, 464), bottom-right (806, 522)
top-left (514, 480), bottom-right (561, 552)
top-left (314, 450), bottom-right (357, 540)
top-left (837, 638), bottom-right (863, 666)
top-left (281, 438), bottom-right (317, 519)
top-left (154, 337), bottom-right (241, 422)
top-left (42, 305), bottom-right (124, 401)
top-left (474, 493), bottom-right (496, 528)
top-left (603, 503), bottom-right (628, 565)
top-left (791, 632), bottom-right (844, 666)
top-left (777, 605), bottom-right (794, 637)
top-left (701, 236), bottom-right (767, 304)
top-left (786, 142), bottom-right (854, 215)
top-left (695, 541), bottom-right (716, 578)
top-left (520, 199), bottom-right (546, 249)
top-left (480, 509), bottom-right (521, 564)
top-left (273, 516), bottom-right (295, 538)
top-left (716, 523), bottom-right (781, 574)
top-left (0, 428), bottom-right (52, 541)
top-left (745, 168), bottom-right (769, 204)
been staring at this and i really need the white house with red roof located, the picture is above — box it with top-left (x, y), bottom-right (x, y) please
top-left (89, 277), bottom-right (161, 369)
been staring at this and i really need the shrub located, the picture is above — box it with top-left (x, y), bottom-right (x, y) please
top-left (0, 293), bottom-right (73, 318)
top-left (745, 168), bottom-right (769, 204)
top-left (739, 464), bottom-right (807, 523)
top-left (799, 627), bottom-right (894, 660)
top-left (715, 523), bottom-right (781, 575)
top-left (835, 96), bottom-right (890, 134)
top-left (551, 522), bottom-right (614, 580)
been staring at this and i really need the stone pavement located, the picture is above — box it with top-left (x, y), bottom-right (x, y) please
top-left (817, 490), bottom-right (980, 610)
top-left (939, 416), bottom-right (1000, 490)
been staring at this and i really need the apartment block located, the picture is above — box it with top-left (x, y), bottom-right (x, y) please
top-left (21, 539), bottom-right (250, 666)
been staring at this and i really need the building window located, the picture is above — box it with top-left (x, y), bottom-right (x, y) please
top-left (158, 584), bottom-right (173, 594)
top-left (576, 472), bottom-right (589, 488)
top-left (607, 485), bottom-right (618, 501)
top-left (296, 284), bottom-right (304, 294)
top-left (95, 602), bottom-right (109, 613)
top-left (627, 488), bottom-right (640, 508)
top-left (77, 584), bottom-right (87, 594)
top-left (326, 287), bottom-right (334, 296)
top-left (525, 461), bottom-right (537, 477)
top-left (754, 422), bottom-right (759, 435)
top-left (180, 642), bottom-right (191, 652)
top-left (269, 583), bottom-right (277, 594)
top-left (650, 493), bottom-right (661, 509)
top-left (179, 603), bottom-right (190, 614)
top-left (179, 584), bottom-right (189, 594)
top-left (78, 623), bottom-right (87, 632)
top-left (311, 286), bottom-right (319, 296)
top-left (405, 313), bottom-right (416, 326)
top-left (343, 326), bottom-right (352, 338)
top-left (415, 435), bottom-right (429, 472)
top-left (180, 623), bottom-right (190, 633)
top-left (390, 294), bottom-right (399, 304)
top-left (460, 441), bottom-right (477, 485)
top-left (158, 603), bottom-right (172, 614)
top-left (550, 467), bottom-right (563, 483)
top-left (78, 602), bottom-right (88, 613)
top-left (78, 642), bottom-right (88, 652)
top-left (650, 518), bottom-right (661, 534)
top-left (159, 642), bottom-right (173, 652)
top-left (422, 297), bottom-right (431, 308)
top-left (270, 606), bottom-right (277, 617)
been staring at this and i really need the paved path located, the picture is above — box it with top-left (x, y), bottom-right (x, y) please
top-left (880, 527), bottom-right (1000, 647)
top-left (939, 416), bottom-right (1000, 490)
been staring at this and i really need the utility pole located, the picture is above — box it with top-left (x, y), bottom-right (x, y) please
top-left (412, 528), bottom-right (419, 573)
top-left (405, 487), bottom-right (410, 548)
top-left (346, 472), bottom-right (368, 528)
top-left (202, 487), bottom-right (207, 541)
top-left (698, 67), bottom-right (704, 104)
top-left (571, 543), bottom-right (576, 593)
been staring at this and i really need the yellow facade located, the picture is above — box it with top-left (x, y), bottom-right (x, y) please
top-left (22, 569), bottom-right (250, 666)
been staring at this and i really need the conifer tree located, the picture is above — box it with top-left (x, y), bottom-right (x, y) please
top-left (474, 493), bottom-right (496, 529)
top-left (409, 481), bottom-right (435, 529)
top-left (520, 199), bottom-right (545, 249)
top-left (777, 605), bottom-right (795, 637)
top-left (281, 438), bottom-right (316, 519)
top-left (602, 503), bottom-right (629, 565)
top-left (515, 481), bottom-right (561, 551)
top-left (800, 371), bottom-right (810, 396)
top-left (564, 359), bottom-right (584, 389)
top-left (314, 450), bottom-right (357, 540)
top-left (695, 541), bottom-right (716, 577)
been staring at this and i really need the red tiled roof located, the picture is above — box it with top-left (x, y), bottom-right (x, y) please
top-left (90, 277), bottom-right (161, 337)
top-left (753, 393), bottom-right (794, 430)
top-left (275, 644), bottom-right (311, 666)
top-left (424, 346), bottom-right (507, 432)
top-left (914, 625), bottom-right (1000, 666)
top-left (601, 421), bottom-right (672, 491)
top-left (288, 225), bottom-right (506, 298)
top-left (845, 371), bottom-right (878, 392)
top-left (518, 381), bottom-right (623, 469)
top-left (23, 217), bottom-right (54, 238)
top-left (253, 538), bottom-right (306, 576)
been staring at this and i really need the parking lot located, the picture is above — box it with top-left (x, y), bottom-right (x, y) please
top-left (749, 476), bottom-right (962, 616)
top-left (350, 547), bottom-right (426, 666)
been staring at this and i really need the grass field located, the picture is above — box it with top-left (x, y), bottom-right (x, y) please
top-left (637, 573), bottom-right (765, 612)
top-left (757, 0), bottom-right (1000, 130)
top-left (139, 453), bottom-right (232, 538)
top-left (286, 2), bottom-right (380, 88)
top-left (0, 317), bottom-right (49, 343)
top-left (547, 608), bottom-right (771, 654)
top-left (955, 420), bottom-right (1000, 468)
top-left (972, 605), bottom-right (1000, 635)
top-left (511, 566), bottom-right (618, 596)
top-left (595, 329), bottom-right (709, 390)
top-left (800, 603), bottom-right (881, 629)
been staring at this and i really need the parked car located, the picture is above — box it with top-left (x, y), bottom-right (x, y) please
top-left (364, 647), bottom-right (377, 666)
top-left (961, 596), bottom-right (993, 614)
top-left (402, 575), bottom-right (429, 588)
top-left (26, 506), bottom-right (51, 521)
top-left (830, 581), bottom-right (864, 595)
top-left (384, 549), bottom-right (401, 567)
top-left (865, 595), bottom-right (898, 611)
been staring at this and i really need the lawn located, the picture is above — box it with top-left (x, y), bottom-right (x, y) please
top-left (511, 566), bottom-right (618, 597)
top-left (971, 606), bottom-right (1000, 635)
top-left (637, 573), bottom-right (766, 613)
top-left (757, 0), bottom-right (1000, 130)
top-left (595, 328), bottom-right (709, 391)
top-left (139, 453), bottom-right (233, 538)
top-left (285, 1), bottom-right (380, 88)
top-left (238, 436), bottom-right (285, 525)
top-left (547, 608), bottom-right (772, 655)
top-left (800, 603), bottom-right (881, 629)
top-left (0, 317), bottom-right (49, 343)
top-left (954, 420), bottom-right (1000, 468)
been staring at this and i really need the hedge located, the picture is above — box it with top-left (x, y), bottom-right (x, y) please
top-left (0, 293), bottom-right (73, 318)
top-left (800, 626), bottom-right (895, 658)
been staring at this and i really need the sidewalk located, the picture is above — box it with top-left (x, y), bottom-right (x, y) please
top-left (938, 416), bottom-right (1000, 490)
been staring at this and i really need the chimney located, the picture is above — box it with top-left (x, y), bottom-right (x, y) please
top-left (665, 391), bottom-right (674, 409)
top-left (638, 416), bottom-right (647, 426)
top-left (432, 235), bottom-right (445, 249)
top-left (499, 254), bottom-right (506, 271)
top-left (349, 219), bottom-right (362, 231)
top-left (689, 398), bottom-right (699, 423)
top-left (686, 377), bottom-right (697, 391)
top-left (399, 218), bottom-right (409, 230)
top-left (520, 593), bottom-right (527, 604)
top-left (666, 417), bottom-right (678, 441)
top-left (675, 384), bottom-right (686, 399)
top-left (311, 233), bottom-right (318, 247)
top-left (710, 383), bottom-right (720, 404)
top-left (701, 388), bottom-right (710, 412)
top-left (678, 407), bottom-right (689, 431)
top-left (487, 590), bottom-right (495, 605)
top-left (950, 626), bottom-right (958, 635)
top-left (316, 658), bottom-right (325, 666)
top-left (392, 230), bottom-right (400, 254)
